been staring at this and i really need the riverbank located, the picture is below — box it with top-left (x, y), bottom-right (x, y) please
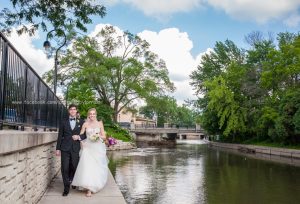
top-left (209, 141), bottom-right (300, 165)
top-left (107, 140), bottom-right (136, 151)
top-left (244, 141), bottom-right (300, 150)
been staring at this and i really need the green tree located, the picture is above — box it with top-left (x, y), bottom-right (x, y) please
top-left (140, 96), bottom-right (196, 127)
top-left (190, 39), bottom-right (244, 95)
top-left (175, 106), bottom-right (196, 127)
top-left (139, 96), bottom-right (178, 126)
top-left (191, 31), bottom-right (300, 145)
top-left (0, 0), bottom-right (106, 36)
top-left (65, 79), bottom-right (114, 124)
top-left (44, 25), bottom-right (174, 122)
top-left (205, 73), bottom-right (247, 137)
top-left (190, 40), bottom-right (246, 138)
top-left (255, 32), bottom-right (300, 144)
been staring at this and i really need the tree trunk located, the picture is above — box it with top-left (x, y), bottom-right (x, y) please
top-left (113, 112), bottom-right (118, 123)
top-left (113, 103), bottom-right (119, 123)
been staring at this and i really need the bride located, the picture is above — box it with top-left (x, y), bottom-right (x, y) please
top-left (72, 108), bottom-right (109, 197)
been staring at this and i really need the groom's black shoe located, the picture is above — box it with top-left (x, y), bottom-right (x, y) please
top-left (62, 191), bottom-right (69, 196)
top-left (71, 185), bottom-right (76, 189)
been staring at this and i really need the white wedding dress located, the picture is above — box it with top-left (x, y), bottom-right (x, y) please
top-left (72, 127), bottom-right (109, 193)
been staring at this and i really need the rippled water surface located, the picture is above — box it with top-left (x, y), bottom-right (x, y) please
top-left (108, 140), bottom-right (300, 204)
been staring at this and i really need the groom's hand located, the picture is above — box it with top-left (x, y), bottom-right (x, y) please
top-left (72, 135), bottom-right (80, 140)
top-left (55, 150), bottom-right (61, 156)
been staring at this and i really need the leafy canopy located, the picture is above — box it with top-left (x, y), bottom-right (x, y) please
top-left (0, 0), bottom-right (106, 36)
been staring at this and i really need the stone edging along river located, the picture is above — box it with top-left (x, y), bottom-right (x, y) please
top-left (106, 140), bottom-right (137, 151)
top-left (107, 140), bottom-right (300, 159)
top-left (209, 141), bottom-right (300, 166)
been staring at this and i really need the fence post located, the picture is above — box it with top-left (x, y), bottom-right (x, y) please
top-left (45, 89), bottom-right (49, 127)
top-left (36, 80), bottom-right (40, 127)
top-left (22, 65), bottom-right (28, 131)
top-left (55, 102), bottom-right (58, 130)
top-left (43, 89), bottom-right (48, 131)
top-left (0, 41), bottom-right (8, 130)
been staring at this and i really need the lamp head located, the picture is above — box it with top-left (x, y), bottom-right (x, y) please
top-left (43, 40), bottom-right (51, 50)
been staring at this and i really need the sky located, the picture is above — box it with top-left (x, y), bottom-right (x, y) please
top-left (1, 0), bottom-right (300, 104)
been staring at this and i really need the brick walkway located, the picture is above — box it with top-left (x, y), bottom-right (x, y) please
top-left (39, 172), bottom-right (126, 204)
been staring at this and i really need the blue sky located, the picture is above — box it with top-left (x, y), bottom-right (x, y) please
top-left (1, 0), bottom-right (300, 103)
top-left (2, 0), bottom-right (299, 55)
top-left (93, 0), bottom-right (300, 55)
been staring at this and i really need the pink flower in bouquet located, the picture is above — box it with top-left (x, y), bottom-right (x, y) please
top-left (108, 137), bottom-right (117, 145)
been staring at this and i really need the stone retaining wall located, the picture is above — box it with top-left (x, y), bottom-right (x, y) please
top-left (209, 142), bottom-right (300, 160)
top-left (107, 140), bottom-right (136, 151)
top-left (0, 131), bottom-right (60, 204)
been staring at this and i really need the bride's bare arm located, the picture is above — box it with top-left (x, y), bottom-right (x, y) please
top-left (99, 121), bottom-right (106, 139)
top-left (99, 121), bottom-right (109, 145)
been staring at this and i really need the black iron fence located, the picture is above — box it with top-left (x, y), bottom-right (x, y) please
top-left (0, 32), bottom-right (67, 130)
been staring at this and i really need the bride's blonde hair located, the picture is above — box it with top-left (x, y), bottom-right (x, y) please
top-left (87, 108), bottom-right (97, 121)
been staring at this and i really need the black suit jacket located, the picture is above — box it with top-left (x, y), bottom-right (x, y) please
top-left (56, 118), bottom-right (86, 152)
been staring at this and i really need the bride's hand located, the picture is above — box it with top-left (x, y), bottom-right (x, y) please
top-left (105, 139), bottom-right (109, 146)
top-left (80, 141), bottom-right (85, 148)
top-left (101, 136), bottom-right (109, 145)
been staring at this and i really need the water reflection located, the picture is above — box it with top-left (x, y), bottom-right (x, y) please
top-left (108, 140), bottom-right (300, 204)
top-left (204, 147), bottom-right (300, 204)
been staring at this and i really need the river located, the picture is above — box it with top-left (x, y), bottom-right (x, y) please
top-left (108, 140), bottom-right (300, 204)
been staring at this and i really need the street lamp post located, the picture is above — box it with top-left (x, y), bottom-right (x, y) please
top-left (58, 79), bottom-right (72, 107)
top-left (64, 80), bottom-right (73, 107)
top-left (43, 30), bottom-right (67, 95)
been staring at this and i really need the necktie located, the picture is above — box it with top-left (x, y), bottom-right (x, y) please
top-left (70, 118), bottom-right (76, 130)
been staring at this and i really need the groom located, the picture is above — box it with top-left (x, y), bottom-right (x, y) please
top-left (56, 104), bottom-right (86, 196)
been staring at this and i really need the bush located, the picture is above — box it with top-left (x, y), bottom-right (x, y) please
top-left (104, 123), bottom-right (133, 142)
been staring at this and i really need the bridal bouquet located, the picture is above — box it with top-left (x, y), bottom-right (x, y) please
top-left (89, 132), bottom-right (100, 142)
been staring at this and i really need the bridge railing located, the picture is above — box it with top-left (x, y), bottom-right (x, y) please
top-left (134, 124), bottom-right (157, 129)
top-left (178, 126), bottom-right (196, 129)
top-left (0, 32), bottom-right (67, 130)
top-left (133, 124), bottom-right (200, 130)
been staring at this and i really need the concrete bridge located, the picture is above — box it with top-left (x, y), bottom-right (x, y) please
top-left (129, 124), bottom-right (206, 142)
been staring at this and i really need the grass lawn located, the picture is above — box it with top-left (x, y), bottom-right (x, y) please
top-left (244, 140), bottom-right (300, 150)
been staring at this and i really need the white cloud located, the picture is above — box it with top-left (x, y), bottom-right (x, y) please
top-left (123, 0), bottom-right (202, 18)
top-left (139, 28), bottom-right (194, 79)
top-left (138, 28), bottom-right (209, 104)
top-left (6, 30), bottom-right (53, 76)
top-left (207, 0), bottom-right (300, 25)
top-left (284, 13), bottom-right (300, 27)
top-left (108, 0), bottom-right (300, 26)
top-left (93, 0), bottom-right (120, 7)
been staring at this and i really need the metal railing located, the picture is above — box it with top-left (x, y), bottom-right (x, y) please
top-left (0, 32), bottom-right (67, 130)
top-left (133, 124), bottom-right (197, 129)
top-left (133, 124), bottom-right (157, 129)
